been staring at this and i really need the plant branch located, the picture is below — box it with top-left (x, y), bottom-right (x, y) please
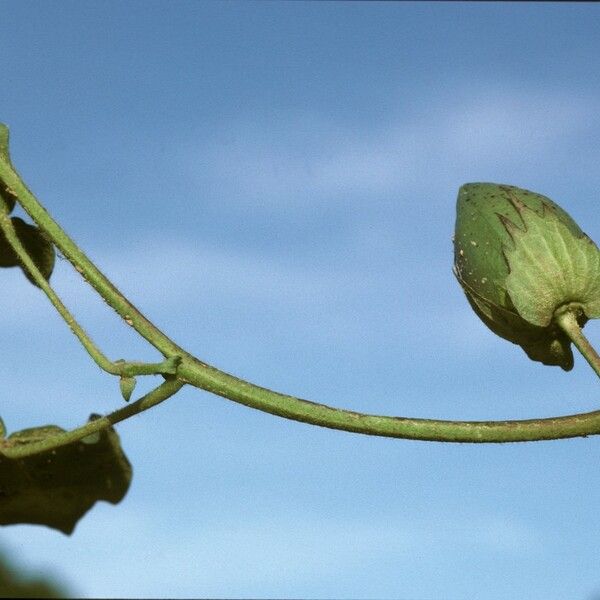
top-left (1, 378), bottom-right (185, 458)
top-left (0, 156), bottom-right (184, 361)
top-left (3, 125), bottom-right (600, 443)
top-left (0, 196), bottom-right (180, 379)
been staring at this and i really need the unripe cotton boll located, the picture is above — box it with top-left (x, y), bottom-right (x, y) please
top-left (454, 183), bottom-right (600, 370)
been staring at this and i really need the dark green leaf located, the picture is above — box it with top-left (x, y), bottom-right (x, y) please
top-left (0, 418), bottom-right (132, 535)
top-left (0, 218), bottom-right (56, 283)
top-left (0, 227), bottom-right (20, 268)
top-left (11, 217), bottom-right (55, 285)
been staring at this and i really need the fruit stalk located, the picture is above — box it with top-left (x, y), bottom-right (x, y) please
top-left (555, 309), bottom-right (600, 379)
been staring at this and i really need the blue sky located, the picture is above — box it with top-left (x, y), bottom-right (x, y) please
top-left (2, 2), bottom-right (600, 598)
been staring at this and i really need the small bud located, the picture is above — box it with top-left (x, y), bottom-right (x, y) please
top-left (119, 376), bottom-right (137, 402)
top-left (454, 183), bottom-right (600, 370)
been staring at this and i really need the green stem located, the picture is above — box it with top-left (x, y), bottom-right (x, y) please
top-left (174, 357), bottom-right (600, 442)
top-left (0, 156), bottom-right (183, 361)
top-left (555, 308), bottom-right (600, 379)
top-left (0, 196), bottom-right (179, 378)
top-left (0, 198), bottom-right (113, 373)
top-left (4, 125), bottom-right (600, 443)
top-left (1, 378), bottom-right (185, 458)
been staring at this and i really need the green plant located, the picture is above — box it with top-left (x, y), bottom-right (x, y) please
top-left (2, 124), bottom-right (600, 532)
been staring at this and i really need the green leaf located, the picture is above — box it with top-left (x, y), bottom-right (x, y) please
top-left (11, 217), bottom-right (56, 285)
top-left (0, 418), bottom-right (132, 535)
top-left (454, 182), bottom-right (599, 370)
top-left (0, 226), bottom-right (20, 268)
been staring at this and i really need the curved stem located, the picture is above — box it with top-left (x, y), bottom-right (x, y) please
top-left (173, 356), bottom-right (600, 443)
top-left (3, 130), bottom-right (600, 443)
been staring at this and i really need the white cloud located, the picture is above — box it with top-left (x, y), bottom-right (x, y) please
top-left (95, 238), bottom-right (376, 305)
top-left (181, 84), bottom-right (598, 211)
top-left (73, 235), bottom-right (493, 359)
top-left (443, 87), bottom-right (595, 162)
top-left (0, 269), bottom-right (55, 325)
top-left (0, 508), bottom-right (542, 597)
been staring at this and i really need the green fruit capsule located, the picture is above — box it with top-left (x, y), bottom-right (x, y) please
top-left (454, 183), bottom-right (600, 370)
